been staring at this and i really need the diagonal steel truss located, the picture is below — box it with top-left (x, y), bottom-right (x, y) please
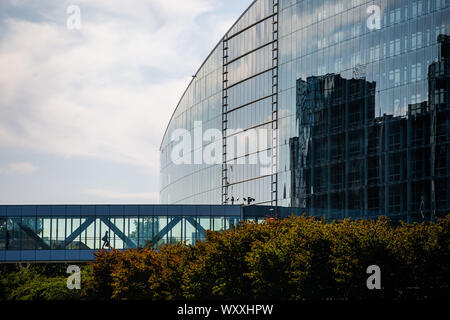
top-left (16, 220), bottom-right (51, 250)
top-left (9, 216), bottom-right (209, 250)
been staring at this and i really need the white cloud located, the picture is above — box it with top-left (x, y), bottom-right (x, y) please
top-left (2, 162), bottom-right (38, 175)
top-left (0, 0), bottom-right (237, 176)
top-left (0, 0), bottom-right (251, 204)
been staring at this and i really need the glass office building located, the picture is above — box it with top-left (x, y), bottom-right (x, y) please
top-left (161, 0), bottom-right (450, 222)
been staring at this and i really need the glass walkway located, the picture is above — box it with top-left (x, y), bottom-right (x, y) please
top-left (0, 204), bottom-right (394, 262)
top-left (0, 205), bottom-right (246, 262)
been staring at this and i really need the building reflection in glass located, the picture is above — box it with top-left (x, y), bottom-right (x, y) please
top-left (290, 35), bottom-right (450, 222)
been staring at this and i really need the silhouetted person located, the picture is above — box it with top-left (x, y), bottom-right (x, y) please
top-left (244, 197), bottom-right (256, 205)
top-left (102, 231), bottom-right (110, 249)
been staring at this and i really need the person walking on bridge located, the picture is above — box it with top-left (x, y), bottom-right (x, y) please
top-left (102, 231), bottom-right (111, 249)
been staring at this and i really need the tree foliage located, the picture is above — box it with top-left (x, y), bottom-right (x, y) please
top-left (82, 215), bottom-right (449, 300)
top-left (1, 215), bottom-right (448, 300)
top-left (0, 264), bottom-right (83, 300)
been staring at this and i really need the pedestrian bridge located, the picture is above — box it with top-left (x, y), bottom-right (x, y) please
top-left (0, 205), bottom-right (252, 262)
top-left (0, 204), bottom-right (391, 263)
top-left (0, 204), bottom-right (302, 262)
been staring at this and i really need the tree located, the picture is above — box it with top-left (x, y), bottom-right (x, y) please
top-left (0, 264), bottom-right (82, 300)
top-left (3, 215), bottom-right (448, 300)
top-left (182, 221), bottom-right (273, 300)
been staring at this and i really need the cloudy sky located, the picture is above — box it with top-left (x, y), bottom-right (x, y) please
top-left (0, 0), bottom-right (252, 204)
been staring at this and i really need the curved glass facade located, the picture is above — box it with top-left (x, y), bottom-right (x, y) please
top-left (161, 0), bottom-right (450, 221)
top-left (160, 44), bottom-right (223, 204)
top-left (160, 0), bottom-right (277, 205)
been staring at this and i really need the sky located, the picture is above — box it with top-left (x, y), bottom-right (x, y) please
top-left (0, 0), bottom-right (253, 205)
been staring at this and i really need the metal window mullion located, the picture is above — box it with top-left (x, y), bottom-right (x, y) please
top-left (222, 37), bottom-right (230, 204)
top-left (271, 0), bottom-right (279, 206)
